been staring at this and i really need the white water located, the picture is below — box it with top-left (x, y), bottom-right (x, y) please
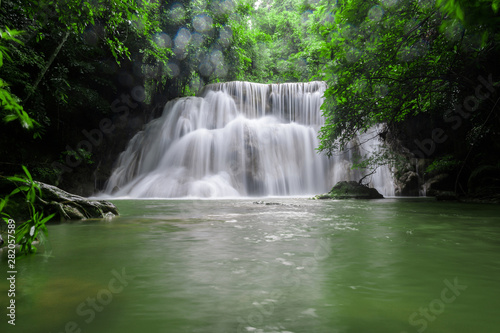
top-left (104, 81), bottom-right (394, 198)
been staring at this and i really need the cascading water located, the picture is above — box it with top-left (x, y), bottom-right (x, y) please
top-left (104, 81), bottom-right (394, 198)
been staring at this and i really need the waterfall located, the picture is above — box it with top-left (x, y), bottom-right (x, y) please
top-left (103, 81), bottom-right (394, 198)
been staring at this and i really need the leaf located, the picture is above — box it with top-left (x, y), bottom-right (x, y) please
top-left (3, 114), bottom-right (18, 123)
top-left (493, 0), bottom-right (500, 13)
top-left (22, 165), bottom-right (33, 183)
top-left (6, 176), bottom-right (27, 183)
top-left (8, 187), bottom-right (22, 196)
top-left (0, 198), bottom-right (8, 212)
top-left (455, 6), bottom-right (464, 21)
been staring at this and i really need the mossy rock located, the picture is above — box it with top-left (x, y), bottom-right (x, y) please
top-left (314, 181), bottom-right (384, 200)
top-left (1, 180), bottom-right (118, 221)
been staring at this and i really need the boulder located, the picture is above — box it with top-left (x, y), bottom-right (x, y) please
top-left (34, 182), bottom-right (118, 220)
top-left (314, 181), bottom-right (384, 200)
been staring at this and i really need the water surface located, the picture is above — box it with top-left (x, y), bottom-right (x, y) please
top-left (1, 198), bottom-right (499, 333)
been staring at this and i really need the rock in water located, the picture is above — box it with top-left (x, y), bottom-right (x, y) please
top-left (35, 182), bottom-right (118, 220)
top-left (314, 181), bottom-right (384, 199)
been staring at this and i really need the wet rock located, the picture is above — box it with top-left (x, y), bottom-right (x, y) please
top-left (34, 182), bottom-right (118, 220)
top-left (314, 181), bottom-right (384, 199)
top-left (252, 201), bottom-right (300, 207)
top-left (434, 191), bottom-right (459, 201)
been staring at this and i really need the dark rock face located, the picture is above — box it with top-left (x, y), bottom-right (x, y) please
top-left (35, 182), bottom-right (118, 220)
top-left (314, 181), bottom-right (384, 199)
top-left (424, 174), bottom-right (451, 196)
top-left (467, 165), bottom-right (500, 196)
top-left (395, 171), bottom-right (420, 196)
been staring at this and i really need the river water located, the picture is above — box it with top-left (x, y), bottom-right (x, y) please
top-left (1, 198), bottom-right (499, 333)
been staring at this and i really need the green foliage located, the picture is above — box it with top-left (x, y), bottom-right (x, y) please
top-left (437, 0), bottom-right (500, 29)
top-left (1, 166), bottom-right (54, 255)
top-left (32, 165), bottom-right (62, 185)
top-left (0, 27), bottom-right (40, 135)
top-left (237, 0), bottom-right (318, 83)
top-left (425, 155), bottom-right (460, 174)
top-left (314, 0), bottom-right (500, 156)
top-left (0, 0), bottom-right (169, 134)
top-left (0, 0), bottom-right (173, 181)
top-left (62, 149), bottom-right (94, 165)
top-left (15, 209), bottom-right (53, 255)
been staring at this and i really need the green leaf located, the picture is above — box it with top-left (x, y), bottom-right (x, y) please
top-left (455, 6), bottom-right (464, 21)
top-left (493, 0), bottom-right (500, 13)
top-left (0, 198), bottom-right (7, 212)
top-left (3, 114), bottom-right (18, 123)
top-left (22, 165), bottom-right (33, 183)
top-left (6, 176), bottom-right (27, 183)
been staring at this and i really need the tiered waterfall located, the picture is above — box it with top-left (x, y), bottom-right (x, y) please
top-left (104, 81), bottom-right (394, 198)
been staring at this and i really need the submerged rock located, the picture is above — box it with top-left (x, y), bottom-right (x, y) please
top-left (434, 191), bottom-right (459, 201)
top-left (314, 181), bottom-right (384, 200)
top-left (253, 201), bottom-right (301, 207)
top-left (34, 182), bottom-right (118, 220)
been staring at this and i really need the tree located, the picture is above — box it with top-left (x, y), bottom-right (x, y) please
top-left (313, 0), bottom-right (499, 157)
top-left (0, 27), bottom-right (38, 133)
top-left (0, 0), bottom-right (170, 189)
top-left (0, 0), bottom-right (168, 131)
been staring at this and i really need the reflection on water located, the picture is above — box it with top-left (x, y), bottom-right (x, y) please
top-left (1, 198), bottom-right (499, 333)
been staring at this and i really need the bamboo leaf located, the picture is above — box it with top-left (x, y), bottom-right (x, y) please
top-left (22, 165), bottom-right (33, 183)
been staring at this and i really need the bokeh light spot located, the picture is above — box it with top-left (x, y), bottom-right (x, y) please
top-left (169, 3), bottom-right (186, 25)
top-left (174, 27), bottom-right (192, 59)
top-left (168, 62), bottom-right (181, 78)
top-left (153, 32), bottom-right (172, 49)
top-left (212, 0), bottom-right (235, 17)
top-left (199, 60), bottom-right (214, 77)
top-left (218, 26), bottom-right (233, 47)
top-left (380, 0), bottom-right (398, 8)
top-left (191, 32), bottom-right (205, 48)
top-left (368, 5), bottom-right (384, 21)
top-left (193, 14), bottom-right (213, 33)
top-left (345, 47), bottom-right (361, 63)
top-left (375, 84), bottom-right (389, 98)
top-left (210, 49), bottom-right (224, 66)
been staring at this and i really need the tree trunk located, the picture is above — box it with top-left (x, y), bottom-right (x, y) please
top-left (25, 30), bottom-right (70, 102)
